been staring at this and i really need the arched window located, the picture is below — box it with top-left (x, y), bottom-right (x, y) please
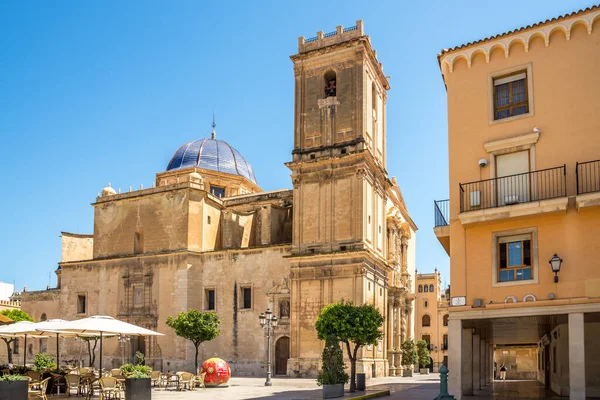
top-left (443, 314), bottom-right (449, 327)
top-left (424, 300), bottom-right (428, 308)
top-left (422, 315), bottom-right (431, 327)
top-left (40, 313), bottom-right (47, 322)
top-left (418, 285), bottom-right (423, 293)
top-left (324, 70), bottom-right (337, 97)
top-left (429, 284), bottom-right (434, 292)
top-left (424, 285), bottom-right (429, 292)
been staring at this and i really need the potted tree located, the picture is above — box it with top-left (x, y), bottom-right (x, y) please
top-left (0, 375), bottom-right (28, 400)
top-left (317, 335), bottom-right (349, 399)
top-left (417, 340), bottom-right (430, 375)
top-left (125, 365), bottom-right (152, 400)
top-left (401, 339), bottom-right (417, 377)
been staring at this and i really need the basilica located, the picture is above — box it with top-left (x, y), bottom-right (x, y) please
top-left (18, 20), bottom-right (417, 378)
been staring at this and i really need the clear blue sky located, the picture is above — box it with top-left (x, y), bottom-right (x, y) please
top-left (0, 1), bottom-right (592, 292)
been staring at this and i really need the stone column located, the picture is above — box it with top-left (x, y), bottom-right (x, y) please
top-left (489, 342), bottom-right (494, 383)
top-left (480, 339), bottom-right (487, 388)
top-left (568, 313), bottom-right (586, 400)
top-left (448, 319), bottom-right (463, 400)
top-left (387, 298), bottom-right (395, 376)
top-left (394, 300), bottom-right (402, 372)
top-left (462, 327), bottom-right (473, 396)
top-left (472, 334), bottom-right (480, 391)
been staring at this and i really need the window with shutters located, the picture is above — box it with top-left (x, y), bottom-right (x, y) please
top-left (493, 71), bottom-right (528, 120)
top-left (498, 234), bottom-right (532, 282)
top-left (492, 227), bottom-right (538, 287)
top-left (488, 63), bottom-right (534, 124)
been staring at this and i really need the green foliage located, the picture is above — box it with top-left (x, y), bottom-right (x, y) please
top-left (127, 370), bottom-right (150, 379)
top-left (317, 335), bottom-right (349, 386)
top-left (166, 309), bottom-right (221, 371)
top-left (315, 300), bottom-right (384, 347)
top-left (416, 340), bottom-right (430, 368)
top-left (0, 309), bottom-right (34, 364)
top-left (0, 375), bottom-right (28, 381)
top-left (401, 340), bottom-right (418, 367)
top-left (315, 300), bottom-right (384, 392)
top-left (33, 353), bottom-right (57, 372)
top-left (121, 364), bottom-right (151, 376)
top-left (0, 309), bottom-right (34, 322)
top-left (134, 351), bottom-right (145, 366)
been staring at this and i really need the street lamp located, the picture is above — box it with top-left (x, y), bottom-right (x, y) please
top-left (118, 335), bottom-right (130, 366)
top-left (258, 308), bottom-right (278, 386)
top-left (549, 253), bottom-right (563, 283)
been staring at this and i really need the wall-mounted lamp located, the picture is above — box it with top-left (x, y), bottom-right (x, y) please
top-left (549, 254), bottom-right (563, 283)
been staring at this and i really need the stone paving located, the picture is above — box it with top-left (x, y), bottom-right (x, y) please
top-left (51, 375), bottom-right (574, 399)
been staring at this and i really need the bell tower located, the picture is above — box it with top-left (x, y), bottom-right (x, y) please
top-left (286, 21), bottom-right (395, 378)
top-left (287, 20), bottom-right (390, 256)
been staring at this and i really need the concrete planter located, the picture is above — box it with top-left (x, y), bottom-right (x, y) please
top-left (322, 383), bottom-right (344, 398)
top-left (0, 380), bottom-right (28, 400)
top-left (420, 368), bottom-right (429, 375)
top-left (125, 377), bottom-right (151, 400)
top-left (402, 369), bottom-right (413, 377)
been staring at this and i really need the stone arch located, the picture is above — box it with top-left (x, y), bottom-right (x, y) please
top-left (443, 314), bottom-right (449, 327)
top-left (451, 54), bottom-right (469, 71)
top-left (592, 14), bottom-right (600, 34)
top-left (523, 294), bottom-right (537, 302)
top-left (567, 18), bottom-right (591, 35)
top-left (507, 37), bottom-right (527, 55)
top-left (488, 43), bottom-right (506, 62)
top-left (569, 20), bottom-right (589, 39)
top-left (504, 296), bottom-right (518, 303)
top-left (548, 25), bottom-right (569, 44)
top-left (470, 48), bottom-right (487, 67)
top-left (422, 314), bottom-right (431, 327)
top-left (418, 285), bottom-right (423, 293)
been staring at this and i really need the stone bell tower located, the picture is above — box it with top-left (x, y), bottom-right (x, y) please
top-left (286, 21), bottom-right (394, 377)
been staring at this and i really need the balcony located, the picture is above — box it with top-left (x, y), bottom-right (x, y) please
top-left (458, 165), bottom-right (568, 225)
top-left (576, 159), bottom-right (600, 210)
top-left (433, 199), bottom-right (450, 255)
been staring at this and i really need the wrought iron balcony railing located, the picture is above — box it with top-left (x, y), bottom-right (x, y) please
top-left (434, 199), bottom-right (449, 227)
top-left (576, 159), bottom-right (600, 195)
top-left (459, 165), bottom-right (566, 212)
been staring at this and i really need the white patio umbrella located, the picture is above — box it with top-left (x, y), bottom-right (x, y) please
top-left (0, 321), bottom-right (50, 367)
top-left (44, 315), bottom-right (163, 372)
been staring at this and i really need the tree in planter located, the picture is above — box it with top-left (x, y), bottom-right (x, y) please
top-left (0, 310), bottom-right (34, 364)
top-left (416, 340), bottom-right (430, 371)
top-left (315, 300), bottom-right (384, 392)
top-left (79, 336), bottom-right (100, 367)
top-left (166, 309), bottom-right (220, 372)
top-left (316, 335), bottom-right (349, 387)
top-left (401, 339), bottom-right (417, 372)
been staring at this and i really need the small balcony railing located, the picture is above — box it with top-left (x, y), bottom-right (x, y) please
top-left (576, 159), bottom-right (600, 195)
top-left (434, 199), bottom-right (449, 227)
top-left (459, 165), bottom-right (566, 212)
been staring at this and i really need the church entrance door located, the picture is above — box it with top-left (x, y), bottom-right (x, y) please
top-left (275, 337), bottom-right (290, 375)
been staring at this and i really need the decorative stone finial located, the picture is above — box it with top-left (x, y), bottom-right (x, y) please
top-left (101, 182), bottom-right (117, 197)
top-left (211, 112), bottom-right (217, 139)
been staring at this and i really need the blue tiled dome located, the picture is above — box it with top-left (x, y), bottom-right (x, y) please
top-left (166, 138), bottom-right (258, 185)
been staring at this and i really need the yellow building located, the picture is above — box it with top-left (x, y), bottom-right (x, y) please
top-left (18, 21), bottom-right (418, 377)
top-left (434, 5), bottom-right (600, 399)
top-left (414, 269), bottom-right (449, 372)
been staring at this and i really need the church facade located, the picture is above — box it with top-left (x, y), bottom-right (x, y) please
top-left (18, 21), bottom-right (417, 378)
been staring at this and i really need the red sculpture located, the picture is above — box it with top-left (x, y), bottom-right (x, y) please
top-left (201, 357), bottom-right (231, 387)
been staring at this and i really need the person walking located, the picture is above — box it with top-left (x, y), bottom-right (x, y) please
top-left (500, 364), bottom-right (507, 381)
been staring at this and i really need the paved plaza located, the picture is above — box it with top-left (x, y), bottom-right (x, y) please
top-left (40, 374), bottom-right (582, 400)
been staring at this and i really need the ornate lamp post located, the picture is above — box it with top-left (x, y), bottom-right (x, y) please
top-left (549, 253), bottom-right (563, 283)
top-left (258, 308), bottom-right (278, 386)
top-left (118, 334), bottom-right (130, 366)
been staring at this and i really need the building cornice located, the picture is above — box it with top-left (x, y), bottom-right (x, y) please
top-left (438, 6), bottom-right (600, 74)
